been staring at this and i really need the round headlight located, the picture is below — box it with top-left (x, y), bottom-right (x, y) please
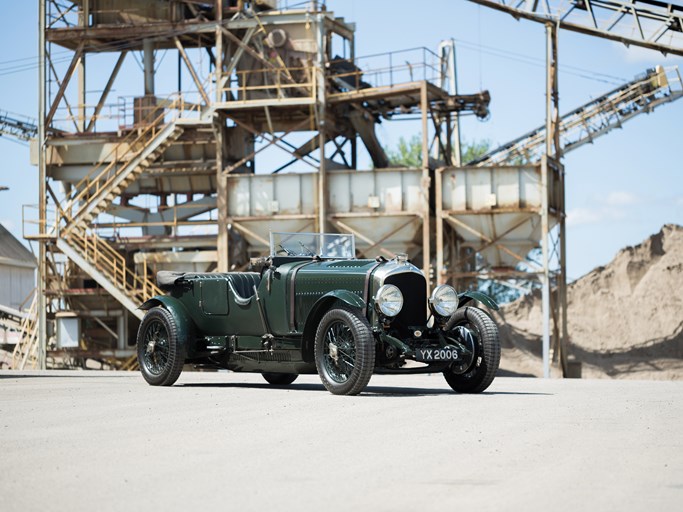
top-left (430, 285), bottom-right (458, 317)
top-left (375, 284), bottom-right (403, 317)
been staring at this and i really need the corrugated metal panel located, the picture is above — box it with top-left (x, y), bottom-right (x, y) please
top-left (443, 165), bottom-right (557, 211)
top-left (441, 165), bottom-right (559, 268)
top-left (227, 173), bottom-right (317, 217)
top-left (225, 170), bottom-right (424, 255)
top-left (328, 169), bottom-right (422, 213)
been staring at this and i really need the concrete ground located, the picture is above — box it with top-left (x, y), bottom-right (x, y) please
top-left (0, 371), bottom-right (681, 512)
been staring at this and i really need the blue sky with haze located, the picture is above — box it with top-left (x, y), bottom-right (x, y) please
top-left (0, 0), bottom-right (681, 281)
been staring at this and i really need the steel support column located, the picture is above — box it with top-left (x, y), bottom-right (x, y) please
top-left (215, 0), bottom-right (228, 271)
top-left (316, 15), bottom-right (327, 233)
top-left (143, 39), bottom-right (155, 97)
top-left (77, 0), bottom-right (88, 132)
top-left (216, 113), bottom-right (229, 272)
top-left (541, 22), bottom-right (559, 378)
top-left (435, 167), bottom-right (445, 285)
top-left (559, 175), bottom-right (569, 376)
top-left (215, 0), bottom-right (223, 104)
top-left (38, 0), bottom-right (47, 370)
top-left (420, 82), bottom-right (431, 290)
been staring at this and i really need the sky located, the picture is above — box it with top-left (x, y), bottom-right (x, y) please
top-left (0, 0), bottom-right (682, 282)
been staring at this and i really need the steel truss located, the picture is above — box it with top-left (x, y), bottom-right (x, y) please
top-left (472, 65), bottom-right (683, 166)
top-left (469, 0), bottom-right (683, 56)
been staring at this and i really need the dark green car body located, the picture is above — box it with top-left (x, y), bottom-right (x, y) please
top-left (137, 234), bottom-right (501, 394)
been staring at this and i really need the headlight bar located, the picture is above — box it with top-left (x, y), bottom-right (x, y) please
top-left (375, 284), bottom-right (404, 317)
top-left (429, 285), bottom-right (459, 317)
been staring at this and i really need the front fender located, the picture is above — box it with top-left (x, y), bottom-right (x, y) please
top-left (139, 296), bottom-right (197, 353)
top-left (458, 290), bottom-right (499, 311)
top-left (300, 290), bottom-right (367, 364)
top-left (317, 290), bottom-right (366, 310)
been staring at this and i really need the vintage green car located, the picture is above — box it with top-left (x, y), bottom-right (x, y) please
top-left (137, 232), bottom-right (501, 395)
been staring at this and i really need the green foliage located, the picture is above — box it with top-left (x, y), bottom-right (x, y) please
top-left (461, 139), bottom-right (491, 164)
top-left (385, 136), bottom-right (492, 167)
top-left (386, 135), bottom-right (423, 168)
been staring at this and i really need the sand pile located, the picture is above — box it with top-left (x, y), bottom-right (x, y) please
top-left (495, 224), bottom-right (683, 379)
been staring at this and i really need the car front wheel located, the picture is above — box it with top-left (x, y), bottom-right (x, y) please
top-left (314, 306), bottom-right (375, 395)
top-left (137, 307), bottom-right (186, 386)
top-left (442, 306), bottom-right (500, 393)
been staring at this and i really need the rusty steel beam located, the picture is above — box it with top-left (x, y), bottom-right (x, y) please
top-left (45, 41), bottom-right (84, 127)
top-left (468, 0), bottom-right (683, 57)
top-left (443, 213), bottom-right (544, 272)
top-left (174, 37), bottom-right (210, 105)
top-left (224, 116), bottom-right (318, 173)
top-left (86, 51), bottom-right (127, 132)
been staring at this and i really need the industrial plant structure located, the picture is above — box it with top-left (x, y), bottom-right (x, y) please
top-left (9, 0), bottom-right (683, 376)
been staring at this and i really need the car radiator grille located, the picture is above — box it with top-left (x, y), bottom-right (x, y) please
top-left (384, 272), bottom-right (427, 337)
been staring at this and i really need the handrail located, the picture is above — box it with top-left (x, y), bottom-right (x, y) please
top-left (62, 99), bottom-right (177, 215)
top-left (67, 228), bottom-right (163, 300)
top-left (60, 94), bottom-right (201, 223)
top-left (220, 65), bottom-right (315, 101)
top-left (46, 97), bottom-right (182, 314)
top-left (12, 293), bottom-right (38, 370)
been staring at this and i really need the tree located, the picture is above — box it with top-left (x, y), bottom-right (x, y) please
top-left (461, 139), bottom-right (491, 164)
top-left (385, 135), bottom-right (423, 167)
top-left (385, 135), bottom-right (491, 167)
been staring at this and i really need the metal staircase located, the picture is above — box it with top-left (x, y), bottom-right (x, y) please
top-left (51, 101), bottom-right (211, 319)
top-left (470, 66), bottom-right (683, 166)
top-left (55, 230), bottom-right (160, 320)
top-left (67, 121), bottom-right (185, 229)
top-left (11, 295), bottom-right (39, 370)
top-left (61, 106), bottom-right (196, 230)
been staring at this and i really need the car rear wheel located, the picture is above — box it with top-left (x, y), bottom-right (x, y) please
top-left (137, 307), bottom-right (186, 386)
top-left (442, 306), bottom-right (500, 393)
top-left (262, 372), bottom-right (298, 386)
top-left (314, 306), bottom-right (375, 395)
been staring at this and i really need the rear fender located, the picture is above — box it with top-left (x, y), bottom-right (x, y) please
top-left (300, 290), bottom-right (366, 363)
top-left (458, 290), bottom-right (499, 311)
top-left (139, 296), bottom-right (197, 354)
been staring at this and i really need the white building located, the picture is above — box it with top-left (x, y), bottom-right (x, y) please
top-left (0, 224), bottom-right (36, 347)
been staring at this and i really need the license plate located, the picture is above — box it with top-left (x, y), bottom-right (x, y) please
top-left (415, 347), bottom-right (459, 362)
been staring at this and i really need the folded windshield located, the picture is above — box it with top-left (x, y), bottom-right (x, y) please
top-left (270, 232), bottom-right (356, 259)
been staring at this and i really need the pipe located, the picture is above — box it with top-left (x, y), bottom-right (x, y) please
top-left (143, 39), bottom-right (155, 96)
top-left (38, 0), bottom-right (47, 370)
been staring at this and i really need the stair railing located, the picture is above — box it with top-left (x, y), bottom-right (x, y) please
top-left (60, 95), bottom-right (197, 226)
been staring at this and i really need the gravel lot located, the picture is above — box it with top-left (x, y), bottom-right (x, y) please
top-left (1, 371), bottom-right (681, 511)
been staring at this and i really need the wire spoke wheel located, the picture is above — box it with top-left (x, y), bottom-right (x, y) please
top-left (444, 325), bottom-right (478, 376)
top-left (442, 307), bottom-right (500, 394)
top-left (136, 307), bottom-right (187, 386)
top-left (314, 306), bottom-right (375, 395)
top-left (322, 320), bottom-right (357, 383)
top-left (142, 320), bottom-right (170, 376)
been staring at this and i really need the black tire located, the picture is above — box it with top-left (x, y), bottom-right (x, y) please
top-left (314, 306), bottom-right (375, 395)
top-left (442, 306), bottom-right (500, 393)
top-left (262, 372), bottom-right (298, 386)
top-left (137, 307), bottom-right (186, 386)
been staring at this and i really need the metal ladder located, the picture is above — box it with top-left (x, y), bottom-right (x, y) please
top-left (11, 294), bottom-right (39, 370)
